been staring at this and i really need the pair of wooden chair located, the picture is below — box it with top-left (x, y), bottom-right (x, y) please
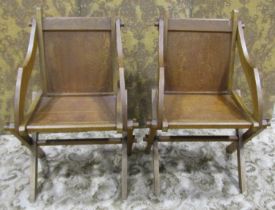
top-left (5, 8), bottom-right (268, 201)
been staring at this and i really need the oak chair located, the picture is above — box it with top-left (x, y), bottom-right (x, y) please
top-left (5, 7), bottom-right (138, 201)
top-left (145, 10), bottom-right (269, 196)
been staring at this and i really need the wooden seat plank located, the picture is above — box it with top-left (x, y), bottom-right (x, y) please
top-left (27, 95), bottom-right (117, 132)
top-left (164, 94), bottom-right (253, 128)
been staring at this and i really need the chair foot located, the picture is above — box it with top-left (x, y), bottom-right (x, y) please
top-left (237, 130), bottom-right (247, 193)
top-left (226, 142), bottom-right (237, 154)
top-left (37, 147), bottom-right (46, 159)
top-left (145, 128), bottom-right (157, 153)
top-left (127, 127), bottom-right (134, 156)
top-left (226, 129), bottom-right (239, 154)
top-left (153, 140), bottom-right (160, 196)
top-left (145, 144), bottom-right (151, 154)
top-left (121, 138), bottom-right (128, 200)
top-left (30, 133), bottom-right (38, 202)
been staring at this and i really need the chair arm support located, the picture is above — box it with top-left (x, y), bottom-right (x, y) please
top-left (115, 18), bottom-right (128, 131)
top-left (157, 67), bottom-right (165, 128)
top-left (118, 67), bottom-right (128, 131)
top-left (158, 18), bottom-right (164, 68)
top-left (14, 18), bottom-right (38, 131)
top-left (116, 19), bottom-right (124, 68)
top-left (236, 21), bottom-right (263, 125)
top-left (156, 17), bottom-right (165, 129)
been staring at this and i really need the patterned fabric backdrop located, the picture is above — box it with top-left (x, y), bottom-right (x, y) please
top-left (0, 0), bottom-right (274, 132)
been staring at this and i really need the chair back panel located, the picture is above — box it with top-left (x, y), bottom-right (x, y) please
top-left (43, 17), bottom-right (113, 93)
top-left (165, 19), bottom-right (232, 92)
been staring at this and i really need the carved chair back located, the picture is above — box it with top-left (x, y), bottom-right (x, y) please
top-left (40, 17), bottom-right (116, 94)
top-left (163, 19), bottom-right (233, 92)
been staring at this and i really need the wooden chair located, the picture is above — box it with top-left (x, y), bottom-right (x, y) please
top-left (145, 10), bottom-right (269, 196)
top-left (5, 7), bottom-right (138, 201)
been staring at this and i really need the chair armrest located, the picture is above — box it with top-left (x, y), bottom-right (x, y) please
top-left (115, 19), bottom-right (127, 131)
top-left (14, 18), bottom-right (38, 132)
top-left (235, 21), bottom-right (263, 125)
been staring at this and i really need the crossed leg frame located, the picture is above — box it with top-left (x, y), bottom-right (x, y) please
top-left (146, 122), bottom-right (268, 196)
top-left (28, 131), bottom-right (133, 201)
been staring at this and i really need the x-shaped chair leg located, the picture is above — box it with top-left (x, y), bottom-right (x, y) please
top-left (153, 140), bottom-right (160, 196)
top-left (121, 137), bottom-right (128, 200)
top-left (236, 129), bottom-right (247, 193)
top-left (30, 132), bottom-right (38, 202)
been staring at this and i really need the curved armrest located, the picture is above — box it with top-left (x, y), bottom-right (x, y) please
top-left (236, 21), bottom-right (263, 125)
top-left (115, 19), bottom-right (127, 131)
top-left (14, 18), bottom-right (38, 131)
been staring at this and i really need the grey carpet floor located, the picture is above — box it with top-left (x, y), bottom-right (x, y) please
top-left (0, 128), bottom-right (274, 210)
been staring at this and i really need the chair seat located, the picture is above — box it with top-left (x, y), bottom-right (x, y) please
top-left (27, 95), bottom-right (117, 132)
top-left (164, 94), bottom-right (254, 128)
